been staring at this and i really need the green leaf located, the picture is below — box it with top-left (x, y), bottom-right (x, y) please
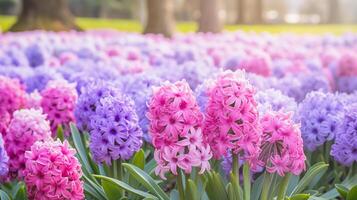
top-left (185, 179), bottom-right (199, 200)
top-left (321, 174), bottom-right (357, 199)
top-left (122, 163), bottom-right (169, 200)
top-left (335, 184), bottom-right (348, 198)
top-left (13, 184), bottom-right (26, 200)
top-left (347, 185), bottom-right (357, 200)
top-left (101, 179), bottom-right (123, 200)
top-left (290, 162), bottom-right (329, 196)
top-left (230, 172), bottom-right (242, 200)
top-left (0, 190), bottom-right (11, 200)
top-left (251, 173), bottom-right (264, 200)
top-left (132, 149), bottom-right (145, 170)
top-left (70, 123), bottom-right (94, 175)
top-left (94, 175), bottom-right (158, 199)
top-left (289, 194), bottom-right (310, 200)
top-left (286, 175), bottom-right (299, 196)
top-left (57, 125), bottom-right (64, 142)
top-left (226, 183), bottom-right (235, 200)
top-left (144, 158), bottom-right (157, 175)
top-left (83, 174), bottom-right (107, 200)
top-left (243, 163), bottom-right (251, 200)
top-left (169, 190), bottom-right (179, 200)
top-left (204, 171), bottom-right (229, 200)
top-left (84, 183), bottom-right (105, 200)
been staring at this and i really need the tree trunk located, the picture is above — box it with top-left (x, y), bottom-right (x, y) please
top-left (329, 0), bottom-right (340, 23)
top-left (9, 0), bottom-right (80, 32)
top-left (254, 0), bottom-right (263, 24)
top-left (144, 0), bottom-right (175, 38)
top-left (237, 0), bottom-right (245, 24)
top-left (198, 0), bottom-right (223, 33)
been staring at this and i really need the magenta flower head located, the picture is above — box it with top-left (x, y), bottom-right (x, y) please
top-left (0, 111), bottom-right (11, 136)
top-left (0, 75), bottom-right (27, 114)
top-left (4, 109), bottom-right (52, 179)
top-left (147, 81), bottom-right (212, 179)
top-left (259, 111), bottom-right (306, 176)
top-left (203, 70), bottom-right (261, 168)
top-left (41, 80), bottom-right (78, 136)
top-left (24, 139), bottom-right (84, 200)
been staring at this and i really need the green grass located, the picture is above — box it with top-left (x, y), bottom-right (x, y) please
top-left (1, 15), bottom-right (357, 34)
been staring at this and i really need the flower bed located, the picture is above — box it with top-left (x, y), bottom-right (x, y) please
top-left (0, 30), bottom-right (356, 200)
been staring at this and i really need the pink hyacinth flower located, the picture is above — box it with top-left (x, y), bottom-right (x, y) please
top-left (40, 80), bottom-right (78, 136)
top-left (4, 109), bottom-right (52, 179)
top-left (24, 139), bottom-right (84, 200)
top-left (260, 111), bottom-right (306, 176)
top-left (147, 81), bottom-right (212, 179)
top-left (203, 70), bottom-right (261, 169)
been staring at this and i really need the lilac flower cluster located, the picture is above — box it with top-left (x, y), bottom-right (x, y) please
top-left (75, 81), bottom-right (122, 131)
top-left (121, 73), bottom-right (162, 142)
top-left (255, 89), bottom-right (297, 116)
top-left (89, 95), bottom-right (143, 164)
top-left (331, 105), bottom-right (357, 166)
top-left (298, 91), bottom-right (344, 151)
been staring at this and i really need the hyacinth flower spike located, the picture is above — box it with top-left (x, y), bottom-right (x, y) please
top-left (203, 71), bottom-right (261, 200)
top-left (259, 111), bottom-right (306, 200)
top-left (147, 80), bottom-right (212, 200)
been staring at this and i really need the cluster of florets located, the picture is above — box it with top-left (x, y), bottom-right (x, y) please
top-left (259, 111), bottom-right (306, 176)
top-left (148, 81), bottom-right (212, 179)
top-left (24, 140), bottom-right (84, 200)
top-left (4, 109), bottom-right (51, 178)
top-left (203, 71), bottom-right (261, 168)
top-left (331, 105), bottom-right (357, 166)
top-left (40, 80), bottom-right (78, 136)
top-left (298, 91), bottom-right (344, 151)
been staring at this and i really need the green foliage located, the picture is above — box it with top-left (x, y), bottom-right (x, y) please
top-left (94, 175), bottom-right (158, 199)
top-left (185, 179), bottom-right (199, 200)
top-left (347, 185), bottom-right (357, 200)
top-left (289, 162), bottom-right (329, 196)
top-left (0, 190), bottom-right (11, 200)
top-left (336, 184), bottom-right (349, 198)
top-left (122, 163), bottom-right (169, 200)
top-left (56, 124), bottom-right (64, 142)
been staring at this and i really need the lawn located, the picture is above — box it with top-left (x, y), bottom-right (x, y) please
top-left (1, 15), bottom-right (357, 34)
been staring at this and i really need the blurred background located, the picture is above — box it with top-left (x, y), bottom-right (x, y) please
top-left (0, 0), bottom-right (356, 35)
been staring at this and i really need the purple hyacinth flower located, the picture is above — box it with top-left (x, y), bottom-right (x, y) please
top-left (331, 104), bottom-right (357, 166)
top-left (89, 95), bottom-right (143, 165)
top-left (298, 91), bottom-right (344, 151)
top-left (121, 73), bottom-right (162, 142)
top-left (75, 81), bottom-right (122, 131)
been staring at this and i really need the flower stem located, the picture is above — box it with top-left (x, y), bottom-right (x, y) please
top-left (113, 159), bottom-right (122, 179)
top-left (260, 172), bottom-right (271, 200)
top-left (232, 153), bottom-right (242, 199)
top-left (277, 173), bottom-right (291, 200)
top-left (177, 169), bottom-right (185, 200)
top-left (232, 153), bottom-right (239, 182)
top-left (243, 163), bottom-right (251, 200)
top-left (112, 159), bottom-right (124, 196)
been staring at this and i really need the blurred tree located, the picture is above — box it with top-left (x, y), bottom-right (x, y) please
top-left (236, 0), bottom-right (245, 24)
top-left (329, 0), bottom-right (340, 23)
top-left (254, 0), bottom-right (263, 24)
top-left (0, 0), bottom-right (16, 15)
top-left (144, 0), bottom-right (175, 37)
top-left (198, 0), bottom-right (223, 33)
top-left (9, 0), bottom-right (80, 32)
